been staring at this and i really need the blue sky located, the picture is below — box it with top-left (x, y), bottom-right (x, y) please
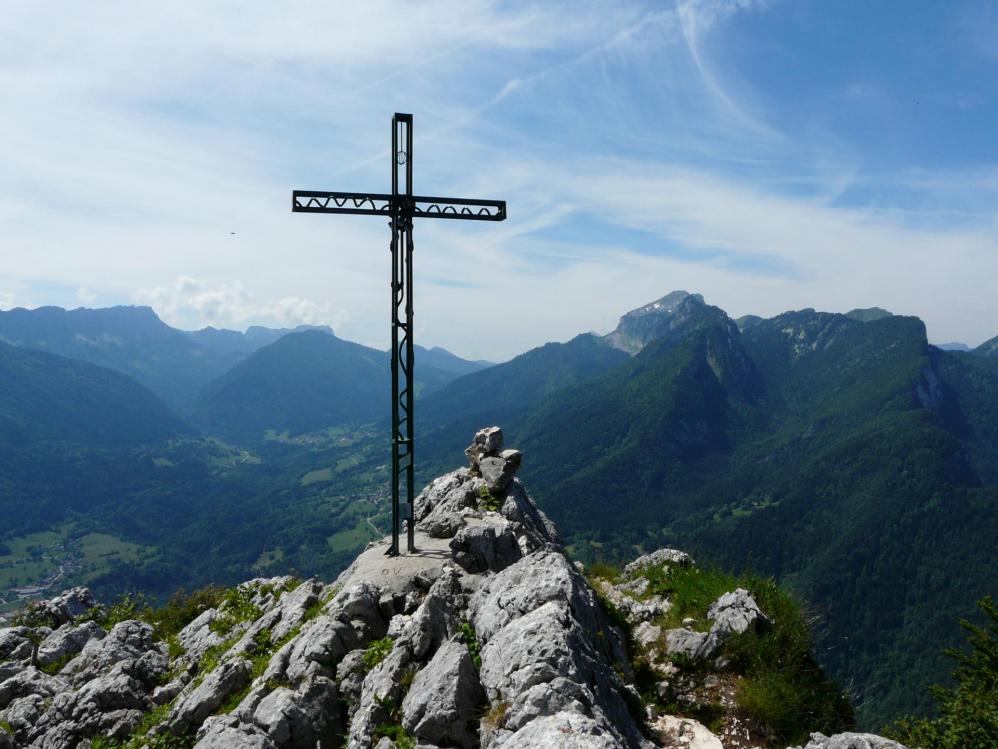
top-left (1, 0), bottom-right (997, 360)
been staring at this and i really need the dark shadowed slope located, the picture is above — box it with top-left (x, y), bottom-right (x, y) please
top-left (192, 330), bottom-right (461, 442)
top-left (0, 306), bottom-right (237, 409)
top-left (0, 339), bottom-right (191, 448)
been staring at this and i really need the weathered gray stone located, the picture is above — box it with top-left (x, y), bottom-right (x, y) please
top-left (491, 710), bottom-right (628, 749)
top-left (284, 615), bottom-right (355, 684)
top-left (153, 675), bottom-right (188, 706)
top-left (37, 621), bottom-right (106, 668)
top-left (788, 733), bottom-right (908, 749)
top-left (0, 693), bottom-right (43, 738)
top-left (478, 451), bottom-right (521, 494)
top-left (349, 644), bottom-right (415, 749)
top-left (450, 525), bottom-right (521, 575)
top-left (706, 588), bottom-right (768, 639)
top-left (177, 608), bottom-right (226, 665)
top-left (632, 622), bottom-right (661, 650)
top-left (499, 480), bottom-right (562, 552)
top-left (0, 629), bottom-right (32, 662)
top-left (663, 628), bottom-right (708, 660)
top-left (502, 677), bottom-right (597, 733)
top-left (469, 550), bottom-right (622, 662)
top-left (413, 470), bottom-right (472, 523)
top-left (400, 569), bottom-right (462, 660)
top-left (593, 579), bottom-right (669, 625)
top-left (168, 658), bottom-right (253, 735)
top-left (41, 587), bottom-right (96, 626)
top-left (295, 671), bottom-right (342, 747)
top-left (270, 579), bottom-right (323, 643)
top-left (402, 639), bottom-right (484, 749)
top-left (194, 714), bottom-right (279, 749)
top-left (422, 512), bottom-right (467, 539)
top-left (649, 715), bottom-right (722, 749)
top-left (63, 620), bottom-right (160, 684)
top-left (623, 549), bottom-right (692, 576)
top-left (465, 427), bottom-right (504, 469)
top-left (336, 648), bottom-right (367, 705)
top-left (252, 686), bottom-right (316, 748)
top-left (0, 667), bottom-right (69, 709)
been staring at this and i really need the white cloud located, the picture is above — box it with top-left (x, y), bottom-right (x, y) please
top-left (1, 1), bottom-right (996, 360)
top-left (264, 297), bottom-right (326, 328)
top-left (131, 275), bottom-right (336, 333)
top-left (0, 291), bottom-right (16, 311)
top-left (75, 286), bottom-right (97, 305)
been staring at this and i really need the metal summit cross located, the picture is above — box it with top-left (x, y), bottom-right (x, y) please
top-left (291, 113), bottom-right (506, 557)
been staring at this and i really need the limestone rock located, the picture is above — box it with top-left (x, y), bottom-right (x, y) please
top-left (663, 628), bottom-right (707, 660)
top-left (491, 710), bottom-right (629, 749)
top-left (478, 450), bottom-right (521, 493)
top-left (499, 480), bottom-right (562, 551)
top-left (0, 667), bottom-right (69, 709)
top-left (37, 621), bottom-right (105, 669)
top-left (178, 609), bottom-right (227, 666)
top-left (270, 579), bottom-right (323, 644)
top-left (63, 620), bottom-right (160, 685)
top-left (168, 658), bottom-right (253, 735)
top-left (651, 715), bottom-right (722, 749)
top-left (252, 686), bottom-right (316, 748)
top-left (450, 525), bottom-right (521, 574)
top-left (194, 714), bottom-right (279, 748)
top-left (402, 639), bottom-right (485, 749)
top-left (706, 588), bottom-right (768, 638)
top-left (0, 693), bottom-right (43, 739)
top-left (41, 587), bottom-right (96, 626)
top-left (623, 549), bottom-right (693, 576)
top-left (632, 622), bottom-right (661, 650)
top-left (0, 630), bottom-right (31, 663)
top-left (465, 426), bottom-right (504, 468)
top-left (788, 733), bottom-right (908, 749)
top-left (422, 512), bottom-right (467, 539)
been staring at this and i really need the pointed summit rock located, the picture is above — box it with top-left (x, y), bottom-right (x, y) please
top-left (604, 290), bottom-right (711, 354)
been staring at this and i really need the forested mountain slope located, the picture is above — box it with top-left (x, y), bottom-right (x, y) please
top-left (490, 299), bottom-right (998, 727)
top-left (0, 306), bottom-right (237, 409)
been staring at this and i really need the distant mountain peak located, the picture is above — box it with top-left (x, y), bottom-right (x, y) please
top-left (845, 307), bottom-right (893, 323)
top-left (604, 290), bottom-right (711, 354)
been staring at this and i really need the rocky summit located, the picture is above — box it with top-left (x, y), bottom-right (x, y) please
top-left (0, 428), bottom-right (906, 749)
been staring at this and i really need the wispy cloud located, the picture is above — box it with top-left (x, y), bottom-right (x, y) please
top-left (1, 1), bottom-right (997, 359)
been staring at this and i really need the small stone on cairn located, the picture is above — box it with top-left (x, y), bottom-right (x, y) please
top-left (465, 426), bottom-right (522, 493)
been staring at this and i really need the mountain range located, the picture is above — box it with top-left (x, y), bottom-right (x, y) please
top-left (0, 293), bottom-right (996, 728)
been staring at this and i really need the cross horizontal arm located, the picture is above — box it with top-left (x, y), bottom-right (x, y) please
top-left (411, 196), bottom-right (506, 221)
top-left (292, 190), bottom-right (391, 216)
top-left (292, 190), bottom-right (506, 221)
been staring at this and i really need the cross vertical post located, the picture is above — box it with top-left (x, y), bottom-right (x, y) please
top-left (390, 113), bottom-right (415, 557)
top-left (291, 113), bottom-right (506, 557)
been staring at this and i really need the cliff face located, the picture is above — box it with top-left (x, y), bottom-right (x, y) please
top-left (0, 429), bottom-right (905, 749)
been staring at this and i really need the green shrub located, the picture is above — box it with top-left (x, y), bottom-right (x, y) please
top-left (39, 653), bottom-right (74, 676)
top-left (459, 620), bottom-right (482, 669)
top-left (887, 597), bottom-right (998, 749)
top-left (145, 586), bottom-right (227, 638)
top-left (633, 562), bottom-right (853, 744)
top-left (11, 601), bottom-right (56, 629)
top-left (372, 722), bottom-right (415, 749)
top-left (585, 562), bottom-right (622, 584)
top-left (208, 586), bottom-right (262, 636)
top-left (362, 637), bottom-right (394, 672)
top-left (477, 485), bottom-right (502, 512)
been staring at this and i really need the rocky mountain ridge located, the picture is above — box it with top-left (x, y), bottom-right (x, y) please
top-left (0, 430), bottom-right (904, 749)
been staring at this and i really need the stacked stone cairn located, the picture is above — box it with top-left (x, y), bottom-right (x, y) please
top-left (0, 428), bottom-right (907, 749)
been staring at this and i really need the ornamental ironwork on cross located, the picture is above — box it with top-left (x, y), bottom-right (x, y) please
top-left (291, 113), bottom-right (507, 557)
